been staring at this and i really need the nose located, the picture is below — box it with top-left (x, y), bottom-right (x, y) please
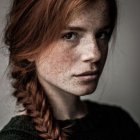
top-left (81, 38), bottom-right (101, 63)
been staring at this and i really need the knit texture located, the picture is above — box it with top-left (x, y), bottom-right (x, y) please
top-left (0, 100), bottom-right (140, 140)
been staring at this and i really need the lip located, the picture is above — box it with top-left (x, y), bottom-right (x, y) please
top-left (75, 71), bottom-right (99, 76)
top-left (74, 71), bottom-right (99, 81)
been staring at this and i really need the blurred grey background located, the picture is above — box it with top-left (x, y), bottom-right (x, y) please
top-left (0, 0), bottom-right (140, 129)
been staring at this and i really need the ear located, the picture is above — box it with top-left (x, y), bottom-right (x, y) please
top-left (28, 58), bottom-right (35, 62)
top-left (27, 55), bottom-right (36, 62)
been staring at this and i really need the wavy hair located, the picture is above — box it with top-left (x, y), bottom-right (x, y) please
top-left (4, 0), bottom-right (117, 139)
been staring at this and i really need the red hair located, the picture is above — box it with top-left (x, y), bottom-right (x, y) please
top-left (4, 0), bottom-right (117, 139)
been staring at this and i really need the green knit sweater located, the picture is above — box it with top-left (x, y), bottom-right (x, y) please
top-left (0, 100), bottom-right (140, 140)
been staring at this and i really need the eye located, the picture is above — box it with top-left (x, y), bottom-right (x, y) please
top-left (61, 32), bottom-right (79, 41)
top-left (96, 30), bottom-right (111, 40)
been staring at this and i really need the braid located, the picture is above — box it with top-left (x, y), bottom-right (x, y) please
top-left (4, 0), bottom-right (118, 139)
top-left (11, 61), bottom-right (67, 140)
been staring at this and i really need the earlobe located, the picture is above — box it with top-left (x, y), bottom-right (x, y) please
top-left (27, 55), bottom-right (36, 62)
top-left (28, 58), bottom-right (35, 62)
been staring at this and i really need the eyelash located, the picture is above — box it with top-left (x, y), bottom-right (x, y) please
top-left (61, 30), bottom-right (111, 42)
top-left (61, 32), bottom-right (79, 41)
top-left (96, 31), bottom-right (111, 40)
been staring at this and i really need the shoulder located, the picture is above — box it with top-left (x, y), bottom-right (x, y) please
top-left (85, 99), bottom-right (135, 117)
top-left (85, 99), bottom-right (140, 126)
top-left (85, 100), bottom-right (140, 139)
top-left (0, 115), bottom-right (42, 140)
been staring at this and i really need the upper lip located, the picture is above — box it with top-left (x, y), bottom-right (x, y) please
top-left (75, 70), bottom-right (99, 76)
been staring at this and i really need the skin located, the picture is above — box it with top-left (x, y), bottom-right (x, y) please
top-left (35, 0), bottom-right (111, 120)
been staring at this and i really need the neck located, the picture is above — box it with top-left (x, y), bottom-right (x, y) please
top-left (49, 94), bottom-right (87, 120)
top-left (41, 82), bottom-right (88, 120)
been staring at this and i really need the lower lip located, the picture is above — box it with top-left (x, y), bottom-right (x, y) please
top-left (75, 74), bottom-right (98, 81)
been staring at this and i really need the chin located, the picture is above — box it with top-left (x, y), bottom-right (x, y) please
top-left (83, 87), bottom-right (97, 96)
top-left (74, 84), bottom-right (98, 96)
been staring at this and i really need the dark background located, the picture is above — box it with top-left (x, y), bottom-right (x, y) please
top-left (0, 0), bottom-right (140, 129)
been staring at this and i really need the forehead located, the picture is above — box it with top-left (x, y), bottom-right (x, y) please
top-left (68, 0), bottom-right (109, 29)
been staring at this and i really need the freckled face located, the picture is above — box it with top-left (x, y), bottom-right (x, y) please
top-left (35, 0), bottom-right (111, 96)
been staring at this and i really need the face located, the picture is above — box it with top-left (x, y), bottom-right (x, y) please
top-left (35, 0), bottom-right (111, 96)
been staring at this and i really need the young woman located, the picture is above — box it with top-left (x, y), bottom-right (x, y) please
top-left (0, 0), bottom-right (140, 140)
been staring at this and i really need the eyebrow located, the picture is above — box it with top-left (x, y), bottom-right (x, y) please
top-left (65, 26), bottom-right (87, 32)
top-left (99, 25), bottom-right (112, 30)
top-left (65, 24), bottom-right (111, 32)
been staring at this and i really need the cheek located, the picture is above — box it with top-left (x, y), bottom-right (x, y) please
top-left (99, 45), bottom-right (108, 68)
top-left (98, 41), bottom-right (108, 58)
top-left (36, 48), bottom-right (76, 77)
top-left (53, 51), bottom-right (75, 72)
top-left (101, 46), bottom-right (108, 60)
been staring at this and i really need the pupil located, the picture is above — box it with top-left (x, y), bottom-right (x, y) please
top-left (66, 33), bottom-right (73, 39)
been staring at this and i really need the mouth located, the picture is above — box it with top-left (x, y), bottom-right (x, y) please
top-left (74, 71), bottom-right (99, 81)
